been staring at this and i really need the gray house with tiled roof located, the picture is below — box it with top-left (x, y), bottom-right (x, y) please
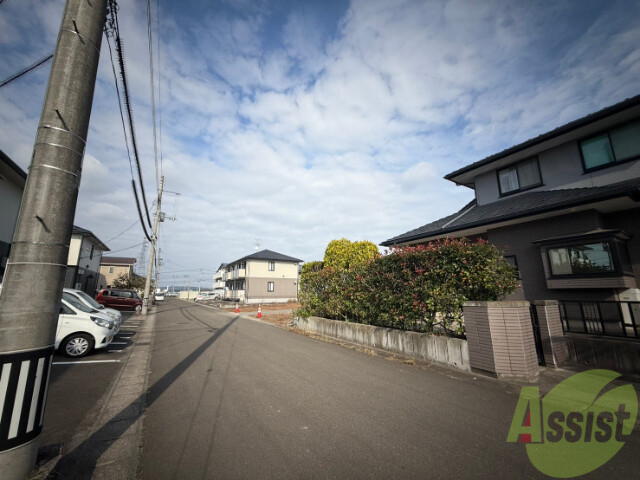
top-left (223, 249), bottom-right (302, 304)
top-left (383, 94), bottom-right (640, 307)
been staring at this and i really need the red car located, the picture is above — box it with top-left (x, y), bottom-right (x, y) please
top-left (96, 288), bottom-right (143, 312)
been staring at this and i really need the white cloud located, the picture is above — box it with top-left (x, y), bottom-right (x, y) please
top-left (1, 0), bottom-right (639, 286)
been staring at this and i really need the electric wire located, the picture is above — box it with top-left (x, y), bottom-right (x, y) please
top-left (156, 0), bottom-right (164, 178)
top-left (107, 0), bottom-right (153, 229)
top-left (132, 179), bottom-right (153, 242)
top-left (105, 8), bottom-right (151, 243)
top-left (0, 54), bottom-right (53, 88)
top-left (108, 241), bottom-right (146, 254)
top-left (104, 218), bottom-right (140, 243)
top-left (146, 0), bottom-right (160, 188)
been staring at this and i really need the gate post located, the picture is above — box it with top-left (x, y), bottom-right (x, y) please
top-left (533, 300), bottom-right (570, 367)
top-left (463, 301), bottom-right (539, 380)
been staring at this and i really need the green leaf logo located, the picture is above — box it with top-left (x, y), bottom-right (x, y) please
top-left (526, 370), bottom-right (638, 478)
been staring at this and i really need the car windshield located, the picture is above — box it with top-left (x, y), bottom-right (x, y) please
top-left (62, 292), bottom-right (94, 313)
top-left (75, 290), bottom-right (104, 309)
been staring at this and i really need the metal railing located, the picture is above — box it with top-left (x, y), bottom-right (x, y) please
top-left (559, 301), bottom-right (640, 339)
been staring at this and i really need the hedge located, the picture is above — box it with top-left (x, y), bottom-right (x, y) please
top-left (296, 238), bottom-right (518, 336)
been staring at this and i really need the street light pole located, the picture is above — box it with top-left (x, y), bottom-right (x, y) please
top-left (0, 1), bottom-right (107, 477)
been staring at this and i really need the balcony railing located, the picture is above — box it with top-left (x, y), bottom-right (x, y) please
top-left (559, 301), bottom-right (640, 339)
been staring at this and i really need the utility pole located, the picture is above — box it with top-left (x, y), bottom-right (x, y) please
top-left (142, 176), bottom-right (164, 315)
top-left (154, 248), bottom-right (162, 293)
top-left (0, 1), bottom-right (107, 477)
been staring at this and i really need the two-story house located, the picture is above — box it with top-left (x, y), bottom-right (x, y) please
top-left (0, 149), bottom-right (26, 283)
top-left (98, 256), bottom-right (137, 289)
top-left (382, 95), bottom-right (640, 310)
top-left (65, 226), bottom-right (110, 294)
top-left (223, 250), bottom-right (302, 304)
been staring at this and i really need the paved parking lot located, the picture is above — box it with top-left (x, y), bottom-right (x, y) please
top-left (37, 311), bottom-right (144, 461)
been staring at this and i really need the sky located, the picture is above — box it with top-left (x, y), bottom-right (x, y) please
top-left (1, 0), bottom-right (639, 288)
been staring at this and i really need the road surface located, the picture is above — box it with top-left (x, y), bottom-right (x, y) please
top-left (140, 299), bottom-right (640, 479)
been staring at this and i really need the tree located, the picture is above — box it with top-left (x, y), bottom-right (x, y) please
top-left (323, 238), bottom-right (379, 270)
top-left (112, 272), bottom-right (151, 292)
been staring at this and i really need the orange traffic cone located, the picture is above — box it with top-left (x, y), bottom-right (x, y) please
top-left (257, 305), bottom-right (262, 318)
top-left (234, 304), bottom-right (239, 313)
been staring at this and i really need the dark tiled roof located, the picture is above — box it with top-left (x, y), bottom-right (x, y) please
top-left (0, 148), bottom-right (27, 179)
top-left (101, 256), bottom-right (137, 265)
top-left (72, 225), bottom-right (109, 251)
top-left (381, 178), bottom-right (640, 246)
top-left (445, 93), bottom-right (640, 182)
top-left (230, 249), bottom-right (302, 265)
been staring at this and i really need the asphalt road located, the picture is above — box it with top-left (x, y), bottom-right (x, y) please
top-left (141, 299), bottom-right (640, 480)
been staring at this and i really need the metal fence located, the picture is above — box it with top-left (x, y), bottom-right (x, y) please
top-left (559, 301), bottom-right (640, 339)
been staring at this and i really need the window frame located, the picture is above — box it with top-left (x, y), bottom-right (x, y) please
top-left (496, 156), bottom-right (543, 197)
top-left (504, 255), bottom-right (521, 279)
top-left (545, 239), bottom-right (632, 279)
top-left (268, 261), bottom-right (275, 271)
top-left (267, 281), bottom-right (274, 292)
top-left (579, 119), bottom-right (640, 173)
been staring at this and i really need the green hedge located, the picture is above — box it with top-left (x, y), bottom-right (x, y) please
top-left (296, 238), bottom-right (518, 336)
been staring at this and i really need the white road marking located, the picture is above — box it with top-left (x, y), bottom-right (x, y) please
top-left (52, 360), bottom-right (121, 365)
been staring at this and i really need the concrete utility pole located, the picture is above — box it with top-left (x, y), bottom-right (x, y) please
top-left (0, 0), bottom-right (107, 478)
top-left (141, 176), bottom-right (164, 315)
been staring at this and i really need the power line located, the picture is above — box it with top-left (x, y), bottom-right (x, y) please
top-left (146, 0), bottom-right (160, 187)
top-left (105, 0), bottom-right (153, 242)
top-left (106, 0), bottom-right (153, 229)
top-left (0, 54), bottom-right (53, 88)
top-left (104, 217), bottom-right (141, 243)
top-left (108, 241), bottom-right (146, 254)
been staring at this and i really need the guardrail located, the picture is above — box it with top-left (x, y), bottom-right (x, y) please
top-left (559, 301), bottom-right (640, 339)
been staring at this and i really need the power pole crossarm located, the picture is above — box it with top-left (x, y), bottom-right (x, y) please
top-left (0, 1), bottom-right (108, 477)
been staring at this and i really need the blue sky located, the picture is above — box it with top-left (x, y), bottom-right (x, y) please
top-left (1, 0), bottom-right (639, 287)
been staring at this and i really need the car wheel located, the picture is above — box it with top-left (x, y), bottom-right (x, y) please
top-left (135, 304), bottom-right (142, 313)
top-left (61, 333), bottom-right (94, 358)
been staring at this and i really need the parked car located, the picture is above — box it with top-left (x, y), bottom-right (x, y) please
top-left (96, 288), bottom-right (143, 312)
top-left (63, 288), bottom-right (122, 326)
top-left (58, 293), bottom-right (119, 357)
top-left (155, 291), bottom-right (165, 301)
top-left (195, 293), bottom-right (219, 302)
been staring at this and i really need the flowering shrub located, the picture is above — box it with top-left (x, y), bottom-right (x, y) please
top-left (296, 238), bottom-right (518, 336)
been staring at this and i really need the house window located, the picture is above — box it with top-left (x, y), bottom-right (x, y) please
top-left (89, 245), bottom-right (94, 260)
top-left (267, 282), bottom-right (274, 292)
top-left (580, 120), bottom-right (640, 171)
top-left (268, 261), bottom-right (275, 271)
top-left (548, 242), bottom-right (616, 276)
top-left (497, 157), bottom-right (542, 195)
top-left (109, 266), bottom-right (114, 274)
top-left (504, 255), bottom-right (520, 279)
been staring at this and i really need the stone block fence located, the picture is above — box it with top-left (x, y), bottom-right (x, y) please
top-left (296, 316), bottom-right (470, 372)
top-left (297, 300), bottom-right (640, 379)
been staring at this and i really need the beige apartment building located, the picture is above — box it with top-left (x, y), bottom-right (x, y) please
top-left (224, 250), bottom-right (302, 304)
top-left (99, 256), bottom-right (136, 289)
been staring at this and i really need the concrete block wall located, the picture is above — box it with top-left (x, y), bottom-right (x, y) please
top-left (463, 301), bottom-right (539, 380)
top-left (297, 316), bottom-right (470, 372)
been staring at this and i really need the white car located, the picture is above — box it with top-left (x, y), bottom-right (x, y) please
top-left (155, 292), bottom-right (165, 301)
top-left (63, 288), bottom-right (122, 326)
top-left (58, 293), bottom-right (119, 357)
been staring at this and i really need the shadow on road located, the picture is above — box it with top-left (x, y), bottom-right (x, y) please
top-left (45, 314), bottom-right (239, 479)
